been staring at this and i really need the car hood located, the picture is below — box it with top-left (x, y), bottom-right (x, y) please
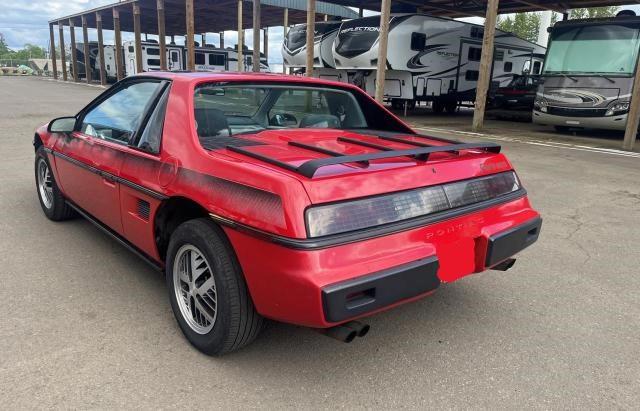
top-left (220, 129), bottom-right (514, 204)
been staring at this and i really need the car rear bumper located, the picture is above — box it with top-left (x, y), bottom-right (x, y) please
top-left (223, 195), bottom-right (541, 328)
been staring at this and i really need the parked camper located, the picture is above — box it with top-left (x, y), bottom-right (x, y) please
top-left (186, 45), bottom-right (270, 72)
top-left (533, 15), bottom-right (640, 131)
top-left (332, 14), bottom-right (546, 112)
top-left (123, 40), bottom-right (184, 74)
top-left (283, 21), bottom-right (343, 80)
top-left (70, 42), bottom-right (100, 80)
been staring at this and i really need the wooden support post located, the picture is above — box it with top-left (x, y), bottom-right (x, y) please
top-left (219, 32), bottom-right (224, 48)
top-left (58, 24), bottom-right (67, 81)
top-left (283, 8), bottom-right (288, 74)
top-left (157, 0), bottom-right (167, 70)
top-left (186, 0), bottom-right (195, 70)
top-left (49, 24), bottom-right (58, 80)
top-left (133, 3), bottom-right (143, 73)
top-left (113, 8), bottom-right (124, 81)
top-left (623, 55), bottom-right (640, 150)
top-left (252, 0), bottom-right (261, 72)
top-left (96, 13), bottom-right (107, 86)
top-left (263, 28), bottom-right (268, 60)
top-left (237, 0), bottom-right (244, 72)
top-left (374, 0), bottom-right (391, 102)
top-left (305, 0), bottom-right (316, 77)
top-left (471, 0), bottom-right (499, 131)
top-left (69, 19), bottom-right (79, 82)
top-left (81, 15), bottom-right (92, 83)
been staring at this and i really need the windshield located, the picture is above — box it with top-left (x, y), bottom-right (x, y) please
top-left (335, 17), bottom-right (381, 58)
top-left (193, 84), bottom-right (368, 141)
top-left (543, 23), bottom-right (640, 75)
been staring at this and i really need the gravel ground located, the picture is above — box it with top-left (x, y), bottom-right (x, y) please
top-left (1, 76), bottom-right (639, 409)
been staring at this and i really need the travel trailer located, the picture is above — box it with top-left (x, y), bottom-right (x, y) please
top-left (330, 14), bottom-right (546, 112)
top-left (123, 40), bottom-right (185, 74)
top-left (533, 14), bottom-right (640, 131)
top-left (70, 42), bottom-right (100, 80)
top-left (186, 45), bottom-right (270, 72)
top-left (282, 21), bottom-right (342, 80)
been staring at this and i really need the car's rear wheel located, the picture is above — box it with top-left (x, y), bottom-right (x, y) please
top-left (166, 218), bottom-right (263, 355)
top-left (35, 146), bottom-right (75, 221)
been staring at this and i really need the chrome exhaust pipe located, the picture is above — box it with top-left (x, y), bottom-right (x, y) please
top-left (343, 321), bottom-right (370, 337)
top-left (316, 324), bottom-right (358, 343)
top-left (492, 258), bottom-right (516, 271)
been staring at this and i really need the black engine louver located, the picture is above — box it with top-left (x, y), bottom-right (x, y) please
top-left (137, 199), bottom-right (150, 221)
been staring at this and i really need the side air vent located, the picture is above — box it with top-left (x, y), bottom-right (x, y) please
top-left (137, 199), bottom-right (151, 221)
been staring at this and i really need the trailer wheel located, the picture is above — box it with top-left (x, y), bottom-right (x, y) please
top-left (444, 100), bottom-right (458, 114)
top-left (432, 100), bottom-right (445, 114)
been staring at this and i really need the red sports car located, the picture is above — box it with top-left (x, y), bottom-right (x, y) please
top-left (34, 72), bottom-right (541, 355)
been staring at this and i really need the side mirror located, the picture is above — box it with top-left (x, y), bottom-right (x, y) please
top-left (48, 116), bottom-right (76, 133)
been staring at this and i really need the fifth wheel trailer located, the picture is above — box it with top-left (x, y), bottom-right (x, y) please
top-left (282, 21), bottom-right (344, 81)
top-left (324, 14), bottom-right (545, 112)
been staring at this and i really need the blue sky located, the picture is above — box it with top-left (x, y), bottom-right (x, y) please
top-left (2, 1), bottom-right (640, 65)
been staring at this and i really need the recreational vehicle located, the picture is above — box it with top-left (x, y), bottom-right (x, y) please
top-left (332, 14), bottom-right (546, 112)
top-left (123, 40), bottom-right (185, 74)
top-left (70, 42), bottom-right (100, 80)
top-left (186, 45), bottom-right (270, 72)
top-left (282, 21), bottom-right (343, 80)
top-left (533, 15), bottom-right (640, 131)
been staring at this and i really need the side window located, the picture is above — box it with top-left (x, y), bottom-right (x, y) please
top-left (209, 54), bottom-right (226, 66)
top-left (80, 81), bottom-right (163, 144)
top-left (468, 47), bottom-right (482, 61)
top-left (494, 50), bottom-right (505, 61)
top-left (410, 32), bottom-right (426, 51)
top-left (147, 59), bottom-right (161, 66)
top-left (195, 52), bottom-right (205, 65)
top-left (504, 61), bottom-right (513, 72)
top-left (138, 85), bottom-right (170, 153)
top-left (465, 70), bottom-right (479, 81)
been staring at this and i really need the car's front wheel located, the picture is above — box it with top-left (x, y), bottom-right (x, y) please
top-left (35, 146), bottom-right (75, 221)
top-left (166, 219), bottom-right (263, 355)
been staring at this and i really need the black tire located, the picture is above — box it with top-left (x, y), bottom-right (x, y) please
top-left (34, 146), bottom-right (75, 221)
top-left (166, 218), bottom-right (264, 355)
top-left (444, 100), bottom-right (458, 114)
top-left (432, 100), bottom-right (445, 114)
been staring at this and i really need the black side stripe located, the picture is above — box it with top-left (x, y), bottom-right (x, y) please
top-left (49, 149), bottom-right (169, 200)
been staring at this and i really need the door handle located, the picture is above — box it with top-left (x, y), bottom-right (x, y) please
top-left (101, 172), bottom-right (117, 187)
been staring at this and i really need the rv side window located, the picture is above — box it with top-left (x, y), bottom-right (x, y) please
top-left (128, 46), bottom-right (134, 53)
top-left (209, 54), bottom-right (226, 66)
top-left (147, 59), bottom-right (161, 66)
top-left (504, 62), bottom-right (513, 72)
top-left (494, 50), bottom-right (505, 61)
top-left (195, 53), bottom-right (205, 65)
top-left (468, 47), bottom-right (482, 61)
top-left (465, 70), bottom-right (479, 81)
top-left (471, 27), bottom-right (484, 39)
top-left (410, 33), bottom-right (426, 51)
top-left (147, 48), bottom-right (160, 56)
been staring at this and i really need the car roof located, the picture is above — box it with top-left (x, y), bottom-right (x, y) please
top-left (131, 71), bottom-right (358, 90)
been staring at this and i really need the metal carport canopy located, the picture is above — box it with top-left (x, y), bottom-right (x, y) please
top-left (49, 0), bottom-right (358, 33)
top-left (329, 0), bottom-right (640, 17)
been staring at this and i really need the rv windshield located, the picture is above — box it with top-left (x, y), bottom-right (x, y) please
top-left (543, 23), bottom-right (640, 76)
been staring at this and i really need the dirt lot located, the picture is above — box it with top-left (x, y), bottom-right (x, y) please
top-left (1, 76), bottom-right (639, 409)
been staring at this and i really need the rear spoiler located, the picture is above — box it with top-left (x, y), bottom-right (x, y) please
top-left (227, 136), bottom-right (501, 179)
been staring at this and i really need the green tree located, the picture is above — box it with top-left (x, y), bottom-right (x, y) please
top-left (570, 6), bottom-right (619, 19)
top-left (0, 33), bottom-right (10, 56)
top-left (498, 13), bottom-right (541, 43)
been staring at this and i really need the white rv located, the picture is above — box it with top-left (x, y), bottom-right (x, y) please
top-left (332, 14), bottom-right (546, 112)
top-left (186, 45), bottom-right (270, 72)
top-left (123, 40), bottom-right (185, 74)
top-left (282, 21), bottom-right (343, 80)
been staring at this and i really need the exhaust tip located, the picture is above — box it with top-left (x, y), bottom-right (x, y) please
top-left (316, 325), bottom-right (358, 343)
top-left (344, 321), bottom-right (370, 338)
